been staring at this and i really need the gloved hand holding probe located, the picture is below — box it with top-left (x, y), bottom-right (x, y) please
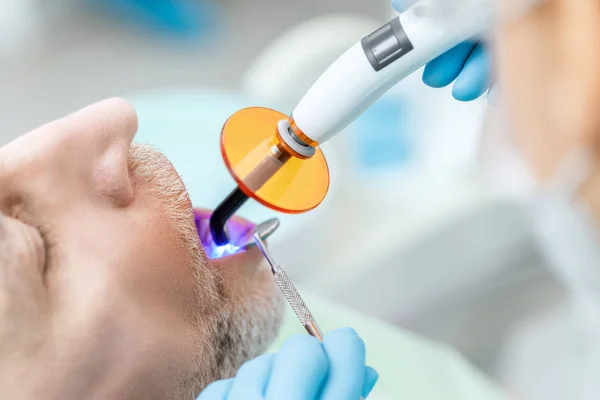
top-left (197, 328), bottom-right (379, 400)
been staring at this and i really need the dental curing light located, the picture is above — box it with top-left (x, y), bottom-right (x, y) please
top-left (210, 0), bottom-right (493, 245)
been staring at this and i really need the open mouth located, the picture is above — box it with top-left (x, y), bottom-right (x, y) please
top-left (194, 208), bottom-right (256, 259)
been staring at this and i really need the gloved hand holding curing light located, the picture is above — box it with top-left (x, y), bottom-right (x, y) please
top-left (197, 328), bottom-right (379, 400)
top-left (209, 0), bottom-right (501, 244)
top-left (393, 0), bottom-right (492, 101)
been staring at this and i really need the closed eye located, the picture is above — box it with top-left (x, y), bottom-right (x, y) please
top-left (36, 223), bottom-right (55, 275)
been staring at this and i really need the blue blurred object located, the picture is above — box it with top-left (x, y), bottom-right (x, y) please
top-left (392, 0), bottom-right (491, 101)
top-left (351, 95), bottom-right (412, 171)
top-left (86, 0), bottom-right (217, 38)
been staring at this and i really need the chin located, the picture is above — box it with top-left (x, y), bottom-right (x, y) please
top-left (191, 208), bottom-right (285, 380)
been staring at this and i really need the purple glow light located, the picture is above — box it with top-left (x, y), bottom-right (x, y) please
top-left (194, 209), bottom-right (254, 260)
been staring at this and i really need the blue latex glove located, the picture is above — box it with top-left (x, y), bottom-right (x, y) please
top-left (392, 0), bottom-right (492, 101)
top-left (197, 328), bottom-right (379, 400)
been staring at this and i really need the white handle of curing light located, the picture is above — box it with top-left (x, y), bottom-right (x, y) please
top-left (291, 0), bottom-right (493, 145)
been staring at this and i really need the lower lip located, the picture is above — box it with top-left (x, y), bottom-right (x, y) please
top-left (193, 209), bottom-right (256, 259)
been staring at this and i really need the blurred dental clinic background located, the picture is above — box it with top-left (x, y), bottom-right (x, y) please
top-left (0, 0), bottom-right (570, 397)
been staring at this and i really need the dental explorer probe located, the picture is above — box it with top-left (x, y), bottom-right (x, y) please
top-left (253, 233), bottom-right (367, 400)
top-left (211, 0), bottom-right (496, 245)
top-left (253, 233), bottom-right (324, 341)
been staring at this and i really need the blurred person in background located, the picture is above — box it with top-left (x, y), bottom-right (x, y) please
top-left (480, 0), bottom-right (600, 399)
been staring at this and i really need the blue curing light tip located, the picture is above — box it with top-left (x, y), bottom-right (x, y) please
top-left (210, 243), bottom-right (241, 259)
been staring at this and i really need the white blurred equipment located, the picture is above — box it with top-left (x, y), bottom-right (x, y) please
top-left (0, 0), bottom-right (74, 59)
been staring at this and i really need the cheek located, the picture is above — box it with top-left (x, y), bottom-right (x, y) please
top-left (49, 209), bottom-right (204, 329)
top-left (50, 263), bottom-right (199, 393)
top-left (114, 218), bottom-right (209, 324)
top-left (209, 248), bottom-right (278, 303)
top-left (48, 220), bottom-right (202, 372)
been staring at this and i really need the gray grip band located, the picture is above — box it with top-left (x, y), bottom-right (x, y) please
top-left (361, 18), bottom-right (414, 72)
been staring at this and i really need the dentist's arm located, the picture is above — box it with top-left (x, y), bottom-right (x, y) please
top-left (393, 0), bottom-right (492, 101)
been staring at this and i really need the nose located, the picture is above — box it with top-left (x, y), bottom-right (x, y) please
top-left (0, 98), bottom-right (139, 208)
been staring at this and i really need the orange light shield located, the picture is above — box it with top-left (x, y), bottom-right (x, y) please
top-left (221, 107), bottom-right (330, 214)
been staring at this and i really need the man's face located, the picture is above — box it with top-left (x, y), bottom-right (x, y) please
top-left (0, 99), bottom-right (284, 399)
